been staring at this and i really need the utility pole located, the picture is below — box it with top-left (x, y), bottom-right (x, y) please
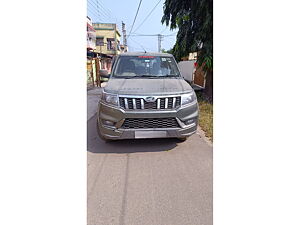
top-left (158, 34), bottom-right (163, 52)
top-left (122, 21), bottom-right (127, 52)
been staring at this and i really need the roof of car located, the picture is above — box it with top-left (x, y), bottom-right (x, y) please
top-left (118, 52), bottom-right (174, 57)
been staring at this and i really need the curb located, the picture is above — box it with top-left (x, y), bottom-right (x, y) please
top-left (196, 126), bottom-right (213, 147)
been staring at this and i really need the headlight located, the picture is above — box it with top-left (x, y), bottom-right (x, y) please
top-left (101, 91), bottom-right (118, 106)
top-left (181, 92), bottom-right (196, 105)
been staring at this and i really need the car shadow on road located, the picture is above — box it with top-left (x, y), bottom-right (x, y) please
top-left (87, 115), bottom-right (180, 154)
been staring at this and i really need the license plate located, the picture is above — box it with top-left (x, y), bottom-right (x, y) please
top-left (135, 131), bottom-right (167, 139)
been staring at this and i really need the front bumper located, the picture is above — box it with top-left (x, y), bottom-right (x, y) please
top-left (97, 101), bottom-right (199, 140)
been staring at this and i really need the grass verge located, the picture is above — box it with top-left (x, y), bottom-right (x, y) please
top-left (196, 92), bottom-right (213, 141)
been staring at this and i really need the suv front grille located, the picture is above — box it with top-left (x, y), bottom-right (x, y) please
top-left (121, 118), bottom-right (180, 129)
top-left (119, 96), bottom-right (181, 110)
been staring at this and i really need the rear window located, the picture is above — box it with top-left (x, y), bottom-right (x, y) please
top-left (112, 56), bottom-right (180, 78)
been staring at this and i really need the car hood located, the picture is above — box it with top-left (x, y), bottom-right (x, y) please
top-left (104, 78), bottom-right (193, 95)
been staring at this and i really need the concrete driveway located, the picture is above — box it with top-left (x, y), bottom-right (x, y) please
top-left (87, 88), bottom-right (213, 225)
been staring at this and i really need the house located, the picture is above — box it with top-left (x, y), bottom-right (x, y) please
top-left (92, 23), bottom-right (121, 56)
top-left (87, 19), bottom-right (115, 88)
top-left (87, 17), bottom-right (96, 51)
top-left (87, 17), bottom-right (96, 88)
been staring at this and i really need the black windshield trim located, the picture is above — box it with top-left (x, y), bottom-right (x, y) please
top-left (112, 75), bottom-right (181, 79)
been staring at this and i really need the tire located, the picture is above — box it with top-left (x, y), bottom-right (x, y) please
top-left (177, 137), bottom-right (187, 142)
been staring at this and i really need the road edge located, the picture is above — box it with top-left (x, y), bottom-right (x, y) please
top-left (197, 126), bottom-right (213, 147)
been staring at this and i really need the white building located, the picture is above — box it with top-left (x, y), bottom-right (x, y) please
top-left (87, 17), bottom-right (96, 51)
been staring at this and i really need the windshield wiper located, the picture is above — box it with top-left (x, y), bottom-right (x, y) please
top-left (166, 75), bottom-right (180, 77)
top-left (113, 75), bottom-right (139, 79)
top-left (114, 74), bottom-right (179, 79)
top-left (137, 74), bottom-right (180, 78)
top-left (121, 75), bottom-right (160, 79)
top-left (137, 74), bottom-right (160, 78)
top-left (157, 74), bottom-right (180, 78)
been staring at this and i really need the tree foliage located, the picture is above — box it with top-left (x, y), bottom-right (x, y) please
top-left (161, 48), bottom-right (174, 54)
top-left (162, 0), bottom-right (213, 71)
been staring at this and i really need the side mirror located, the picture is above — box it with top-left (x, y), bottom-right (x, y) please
top-left (101, 74), bottom-right (111, 79)
top-left (99, 69), bottom-right (110, 80)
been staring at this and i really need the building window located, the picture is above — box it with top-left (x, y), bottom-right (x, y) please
top-left (107, 38), bottom-right (115, 51)
top-left (96, 38), bottom-right (104, 46)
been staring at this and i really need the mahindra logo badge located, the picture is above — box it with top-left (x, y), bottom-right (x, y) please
top-left (145, 96), bottom-right (156, 102)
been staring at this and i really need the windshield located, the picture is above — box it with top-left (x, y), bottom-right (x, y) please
top-left (112, 55), bottom-right (181, 78)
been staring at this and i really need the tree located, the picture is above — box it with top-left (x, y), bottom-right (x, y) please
top-left (162, 0), bottom-right (213, 101)
top-left (161, 48), bottom-right (174, 54)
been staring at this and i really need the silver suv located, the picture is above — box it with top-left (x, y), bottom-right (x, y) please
top-left (97, 52), bottom-right (199, 141)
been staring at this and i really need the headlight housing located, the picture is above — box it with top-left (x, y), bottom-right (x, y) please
top-left (101, 91), bottom-right (118, 106)
top-left (181, 92), bottom-right (196, 106)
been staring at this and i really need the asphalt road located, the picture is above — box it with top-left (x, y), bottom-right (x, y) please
top-left (87, 114), bottom-right (213, 225)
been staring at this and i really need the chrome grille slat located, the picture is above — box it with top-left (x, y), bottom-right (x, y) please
top-left (165, 98), bottom-right (168, 109)
top-left (133, 98), bottom-right (136, 109)
top-left (172, 97), bottom-right (176, 108)
top-left (119, 96), bottom-right (181, 110)
top-left (141, 99), bottom-right (144, 109)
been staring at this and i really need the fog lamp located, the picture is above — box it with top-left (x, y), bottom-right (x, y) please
top-left (102, 120), bottom-right (115, 126)
top-left (185, 119), bottom-right (195, 125)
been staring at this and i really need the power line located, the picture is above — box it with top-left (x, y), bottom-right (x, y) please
top-left (88, 0), bottom-right (114, 22)
top-left (89, 0), bottom-right (124, 27)
top-left (127, 33), bottom-right (176, 52)
top-left (89, 0), bottom-right (110, 17)
top-left (163, 37), bottom-right (175, 48)
top-left (88, 1), bottom-right (109, 20)
top-left (128, 0), bottom-right (143, 38)
top-left (87, 5), bottom-right (101, 22)
top-left (160, 26), bottom-right (168, 34)
top-left (129, 34), bottom-right (159, 36)
top-left (133, 0), bottom-right (162, 33)
top-left (98, 1), bottom-right (115, 19)
top-left (87, 9), bottom-right (98, 18)
top-left (129, 37), bottom-right (147, 52)
top-left (128, 33), bottom-right (176, 37)
top-left (87, 2), bottom-right (100, 13)
top-left (87, 6), bottom-right (98, 15)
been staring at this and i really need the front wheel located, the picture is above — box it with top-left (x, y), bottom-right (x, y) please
top-left (177, 137), bottom-right (187, 142)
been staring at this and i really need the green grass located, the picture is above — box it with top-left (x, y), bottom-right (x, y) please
top-left (196, 92), bottom-right (213, 141)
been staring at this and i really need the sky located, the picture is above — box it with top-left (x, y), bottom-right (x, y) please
top-left (87, 0), bottom-right (178, 52)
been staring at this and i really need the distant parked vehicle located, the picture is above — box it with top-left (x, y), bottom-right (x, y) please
top-left (178, 60), bottom-right (205, 90)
